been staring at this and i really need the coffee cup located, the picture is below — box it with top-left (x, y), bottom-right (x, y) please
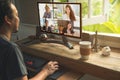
top-left (79, 41), bottom-right (91, 60)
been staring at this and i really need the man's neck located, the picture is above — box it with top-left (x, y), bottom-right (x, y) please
top-left (0, 27), bottom-right (11, 41)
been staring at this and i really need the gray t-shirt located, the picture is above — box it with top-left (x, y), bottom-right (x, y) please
top-left (0, 37), bottom-right (27, 80)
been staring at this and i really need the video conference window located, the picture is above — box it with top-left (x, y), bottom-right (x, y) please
top-left (38, 2), bottom-right (81, 38)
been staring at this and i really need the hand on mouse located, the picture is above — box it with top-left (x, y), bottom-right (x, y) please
top-left (42, 61), bottom-right (59, 75)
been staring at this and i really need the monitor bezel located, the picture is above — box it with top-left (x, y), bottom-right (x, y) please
top-left (37, 2), bottom-right (82, 38)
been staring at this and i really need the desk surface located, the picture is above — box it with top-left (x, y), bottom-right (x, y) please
top-left (16, 38), bottom-right (120, 80)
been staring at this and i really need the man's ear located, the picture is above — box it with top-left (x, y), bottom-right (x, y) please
top-left (4, 16), bottom-right (12, 26)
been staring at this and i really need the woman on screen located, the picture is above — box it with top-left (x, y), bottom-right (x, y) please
top-left (43, 4), bottom-right (51, 18)
top-left (62, 4), bottom-right (76, 21)
top-left (62, 21), bottom-right (74, 36)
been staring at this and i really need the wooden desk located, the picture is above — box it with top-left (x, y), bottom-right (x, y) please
top-left (16, 38), bottom-right (120, 80)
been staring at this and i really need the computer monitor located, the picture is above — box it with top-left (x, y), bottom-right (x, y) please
top-left (37, 2), bottom-right (82, 38)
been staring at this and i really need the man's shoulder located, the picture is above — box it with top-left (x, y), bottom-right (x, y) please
top-left (0, 38), bottom-right (11, 47)
top-left (0, 37), bottom-right (17, 48)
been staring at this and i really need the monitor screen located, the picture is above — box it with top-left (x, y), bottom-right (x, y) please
top-left (37, 2), bottom-right (82, 38)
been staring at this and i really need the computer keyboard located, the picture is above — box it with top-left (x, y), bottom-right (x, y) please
top-left (23, 53), bottom-right (66, 80)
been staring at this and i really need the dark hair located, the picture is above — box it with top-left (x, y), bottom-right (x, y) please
top-left (67, 21), bottom-right (74, 34)
top-left (65, 4), bottom-right (76, 21)
top-left (0, 0), bottom-right (13, 27)
top-left (62, 21), bottom-right (74, 34)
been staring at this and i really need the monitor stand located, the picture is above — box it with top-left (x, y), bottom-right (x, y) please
top-left (40, 34), bottom-right (73, 49)
top-left (62, 36), bottom-right (73, 49)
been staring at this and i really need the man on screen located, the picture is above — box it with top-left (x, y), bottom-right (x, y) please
top-left (43, 4), bottom-right (51, 18)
